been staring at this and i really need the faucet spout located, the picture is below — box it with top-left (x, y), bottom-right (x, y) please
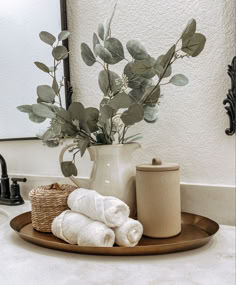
top-left (0, 154), bottom-right (8, 177)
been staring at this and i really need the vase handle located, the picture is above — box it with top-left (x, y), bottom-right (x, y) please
top-left (59, 143), bottom-right (80, 188)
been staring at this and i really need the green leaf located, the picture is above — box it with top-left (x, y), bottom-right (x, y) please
top-left (86, 107), bottom-right (99, 132)
top-left (155, 55), bottom-right (172, 78)
top-left (132, 57), bottom-right (156, 79)
top-left (78, 138), bottom-right (90, 157)
top-left (93, 33), bottom-right (100, 56)
top-left (104, 37), bottom-right (124, 64)
top-left (95, 44), bottom-right (113, 64)
top-left (45, 139), bottom-right (59, 148)
top-left (28, 112), bottom-right (46, 123)
top-left (126, 40), bottom-right (148, 60)
top-left (81, 43), bottom-right (96, 66)
top-left (98, 70), bottom-right (121, 95)
top-left (58, 30), bottom-right (70, 41)
top-left (129, 89), bottom-right (145, 103)
top-left (37, 85), bottom-right (56, 103)
top-left (41, 129), bottom-right (55, 141)
top-left (181, 19), bottom-right (196, 39)
top-left (17, 105), bottom-right (32, 113)
top-left (52, 78), bottom-right (59, 94)
top-left (142, 85), bottom-right (160, 104)
top-left (143, 105), bottom-right (159, 123)
top-left (61, 161), bottom-right (78, 177)
top-left (109, 92), bottom-right (132, 110)
top-left (104, 2), bottom-right (117, 41)
top-left (32, 104), bottom-right (55, 119)
top-left (98, 23), bottom-right (105, 40)
top-left (170, 74), bottom-right (189, 86)
top-left (56, 108), bottom-right (72, 123)
top-left (52, 46), bottom-right (68, 60)
top-left (100, 104), bottom-right (115, 121)
top-left (68, 102), bottom-right (86, 121)
top-left (61, 123), bottom-right (76, 136)
top-left (34, 62), bottom-right (50, 73)
top-left (121, 104), bottom-right (144, 125)
top-left (124, 133), bottom-right (142, 143)
top-left (124, 62), bottom-right (152, 90)
top-left (182, 33), bottom-right (206, 57)
top-left (39, 31), bottom-right (56, 46)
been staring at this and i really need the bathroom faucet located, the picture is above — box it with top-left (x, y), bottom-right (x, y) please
top-left (0, 154), bottom-right (26, 206)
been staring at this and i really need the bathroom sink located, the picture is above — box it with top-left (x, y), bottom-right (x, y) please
top-left (0, 208), bottom-right (8, 225)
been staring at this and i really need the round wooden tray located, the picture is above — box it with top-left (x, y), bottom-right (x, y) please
top-left (10, 211), bottom-right (219, 256)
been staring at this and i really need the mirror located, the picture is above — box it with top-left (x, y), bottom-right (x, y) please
top-left (0, 0), bottom-right (70, 141)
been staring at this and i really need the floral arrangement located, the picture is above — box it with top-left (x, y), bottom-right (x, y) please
top-left (17, 3), bottom-right (206, 176)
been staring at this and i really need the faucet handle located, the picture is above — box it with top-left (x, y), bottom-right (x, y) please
top-left (11, 178), bottom-right (27, 184)
top-left (10, 178), bottom-right (27, 205)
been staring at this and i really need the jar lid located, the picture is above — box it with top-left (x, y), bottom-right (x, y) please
top-left (136, 158), bottom-right (179, 172)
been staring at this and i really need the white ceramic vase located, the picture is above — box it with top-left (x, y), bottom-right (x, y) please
top-left (60, 143), bottom-right (141, 217)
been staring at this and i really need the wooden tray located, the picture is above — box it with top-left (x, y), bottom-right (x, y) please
top-left (10, 211), bottom-right (219, 256)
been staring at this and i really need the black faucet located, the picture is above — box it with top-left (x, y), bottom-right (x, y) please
top-left (0, 154), bottom-right (26, 206)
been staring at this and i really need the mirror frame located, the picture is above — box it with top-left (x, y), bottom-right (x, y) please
top-left (0, 0), bottom-right (71, 142)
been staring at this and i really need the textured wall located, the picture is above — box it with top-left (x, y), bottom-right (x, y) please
top-left (67, 0), bottom-right (236, 186)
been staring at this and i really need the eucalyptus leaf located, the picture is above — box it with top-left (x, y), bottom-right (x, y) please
top-left (37, 85), bottom-right (56, 103)
top-left (182, 33), bottom-right (206, 57)
top-left (58, 30), bottom-right (70, 41)
top-left (52, 46), bottom-right (68, 60)
top-left (100, 104), bottom-right (115, 120)
top-left (45, 139), bottom-right (59, 148)
top-left (32, 104), bottom-right (56, 119)
top-left (126, 40), bottom-right (148, 60)
top-left (52, 78), bottom-right (59, 94)
top-left (56, 108), bottom-right (72, 123)
top-left (132, 57), bottom-right (156, 79)
top-left (81, 43), bottom-right (96, 66)
top-left (28, 112), bottom-right (46, 123)
top-left (104, 37), bottom-right (124, 64)
top-left (93, 33), bottom-right (100, 56)
top-left (95, 44), bottom-right (113, 64)
top-left (86, 107), bottom-right (99, 132)
top-left (144, 105), bottom-right (159, 123)
top-left (104, 1), bottom-right (117, 41)
top-left (109, 92), bottom-right (132, 110)
top-left (17, 105), bottom-right (32, 113)
top-left (34, 62), bottom-right (50, 73)
top-left (78, 138), bottom-right (90, 157)
top-left (61, 161), bottom-right (78, 177)
top-left (121, 104), bottom-right (144, 125)
top-left (98, 70), bottom-right (121, 94)
top-left (170, 74), bottom-right (189, 86)
top-left (61, 123), bottom-right (77, 136)
top-left (123, 133), bottom-right (142, 142)
top-left (181, 19), bottom-right (196, 39)
top-left (155, 55), bottom-right (172, 78)
top-left (124, 63), bottom-right (152, 89)
top-left (51, 122), bottom-right (61, 136)
top-left (129, 89), bottom-right (145, 103)
top-left (98, 23), bottom-right (105, 40)
top-left (39, 31), bottom-right (56, 46)
top-left (68, 102), bottom-right (86, 121)
top-left (41, 129), bottom-right (55, 141)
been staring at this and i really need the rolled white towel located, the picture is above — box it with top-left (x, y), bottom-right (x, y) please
top-left (114, 218), bottom-right (143, 247)
top-left (51, 210), bottom-right (115, 247)
top-left (67, 188), bottom-right (130, 228)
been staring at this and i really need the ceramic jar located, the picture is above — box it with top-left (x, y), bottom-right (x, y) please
top-left (136, 158), bottom-right (181, 238)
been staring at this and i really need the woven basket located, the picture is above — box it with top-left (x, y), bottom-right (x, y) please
top-left (29, 183), bottom-right (77, 233)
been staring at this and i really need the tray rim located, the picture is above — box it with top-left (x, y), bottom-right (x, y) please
top-left (10, 211), bottom-right (220, 256)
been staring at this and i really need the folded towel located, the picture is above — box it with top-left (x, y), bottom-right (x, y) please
top-left (67, 188), bottom-right (130, 228)
top-left (114, 218), bottom-right (143, 247)
top-left (51, 210), bottom-right (115, 247)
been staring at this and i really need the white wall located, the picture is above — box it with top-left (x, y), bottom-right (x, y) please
top-left (0, 0), bottom-right (235, 187)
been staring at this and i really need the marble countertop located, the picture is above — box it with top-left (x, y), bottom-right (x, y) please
top-left (0, 202), bottom-right (235, 285)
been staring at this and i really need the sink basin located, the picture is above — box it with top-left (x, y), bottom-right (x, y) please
top-left (0, 208), bottom-right (8, 225)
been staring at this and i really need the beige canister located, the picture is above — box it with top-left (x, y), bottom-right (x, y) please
top-left (136, 158), bottom-right (181, 238)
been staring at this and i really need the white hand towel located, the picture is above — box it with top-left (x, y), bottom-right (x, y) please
top-left (114, 218), bottom-right (143, 247)
top-left (67, 188), bottom-right (130, 228)
top-left (51, 210), bottom-right (115, 247)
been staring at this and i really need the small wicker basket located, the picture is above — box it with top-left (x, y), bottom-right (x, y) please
top-left (29, 183), bottom-right (77, 233)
